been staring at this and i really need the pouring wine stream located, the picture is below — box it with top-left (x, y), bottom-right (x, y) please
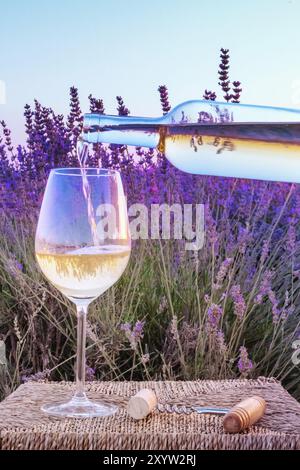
top-left (77, 139), bottom-right (102, 246)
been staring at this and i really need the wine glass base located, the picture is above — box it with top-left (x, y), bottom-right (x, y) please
top-left (41, 397), bottom-right (118, 418)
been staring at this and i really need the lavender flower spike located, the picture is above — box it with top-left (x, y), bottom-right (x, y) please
top-left (207, 304), bottom-right (223, 329)
top-left (237, 346), bottom-right (253, 375)
top-left (231, 285), bottom-right (246, 320)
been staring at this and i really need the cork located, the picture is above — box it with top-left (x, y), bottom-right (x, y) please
top-left (127, 388), bottom-right (158, 420)
top-left (223, 396), bottom-right (266, 433)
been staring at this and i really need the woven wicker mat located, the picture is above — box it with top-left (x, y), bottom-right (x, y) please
top-left (0, 377), bottom-right (300, 450)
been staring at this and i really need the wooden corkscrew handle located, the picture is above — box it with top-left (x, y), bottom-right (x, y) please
top-left (223, 396), bottom-right (266, 433)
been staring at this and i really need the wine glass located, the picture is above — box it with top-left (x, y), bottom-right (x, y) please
top-left (35, 168), bottom-right (131, 418)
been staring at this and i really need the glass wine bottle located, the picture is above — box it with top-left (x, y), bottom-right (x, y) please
top-left (82, 100), bottom-right (300, 183)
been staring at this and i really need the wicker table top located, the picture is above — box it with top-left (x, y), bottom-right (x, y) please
top-left (0, 377), bottom-right (300, 450)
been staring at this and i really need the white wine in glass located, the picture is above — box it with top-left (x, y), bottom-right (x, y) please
top-left (35, 168), bottom-right (131, 418)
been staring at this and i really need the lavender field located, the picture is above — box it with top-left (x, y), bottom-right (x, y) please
top-left (0, 69), bottom-right (300, 400)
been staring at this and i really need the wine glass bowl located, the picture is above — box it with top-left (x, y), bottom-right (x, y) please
top-left (35, 168), bottom-right (131, 417)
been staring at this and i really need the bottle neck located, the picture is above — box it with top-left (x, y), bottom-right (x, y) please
top-left (82, 114), bottom-right (163, 148)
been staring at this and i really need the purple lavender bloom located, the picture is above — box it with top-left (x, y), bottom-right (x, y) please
top-left (86, 366), bottom-right (96, 381)
top-left (6, 257), bottom-right (24, 277)
top-left (230, 285), bottom-right (246, 320)
top-left (216, 329), bottom-right (227, 353)
top-left (120, 320), bottom-right (145, 350)
top-left (15, 261), bottom-right (23, 271)
top-left (261, 240), bottom-right (269, 262)
top-left (254, 271), bottom-right (273, 305)
top-left (21, 369), bottom-right (50, 383)
top-left (268, 290), bottom-right (281, 323)
top-left (158, 85), bottom-right (171, 115)
top-left (214, 257), bottom-right (233, 289)
top-left (237, 346), bottom-right (253, 374)
top-left (120, 322), bottom-right (131, 333)
top-left (286, 224), bottom-right (296, 254)
top-left (133, 320), bottom-right (145, 339)
top-left (207, 304), bottom-right (223, 329)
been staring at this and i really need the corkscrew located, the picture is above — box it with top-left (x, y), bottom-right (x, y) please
top-left (127, 389), bottom-right (266, 433)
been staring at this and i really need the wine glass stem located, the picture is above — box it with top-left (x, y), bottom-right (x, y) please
top-left (75, 304), bottom-right (88, 399)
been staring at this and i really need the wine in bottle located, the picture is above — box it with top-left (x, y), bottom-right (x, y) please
top-left (82, 100), bottom-right (300, 183)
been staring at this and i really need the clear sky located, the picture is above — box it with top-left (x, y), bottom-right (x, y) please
top-left (1, 0), bottom-right (300, 144)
